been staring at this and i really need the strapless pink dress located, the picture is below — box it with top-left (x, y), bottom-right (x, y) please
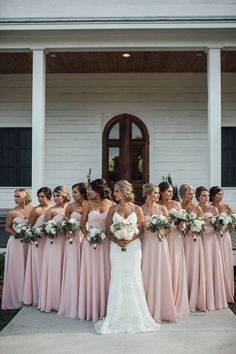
top-left (78, 210), bottom-right (111, 322)
top-left (142, 216), bottom-right (176, 323)
top-left (38, 214), bottom-right (65, 312)
top-left (23, 215), bottom-right (45, 306)
top-left (58, 211), bottom-right (82, 318)
top-left (217, 227), bottom-right (234, 303)
top-left (183, 231), bottom-right (206, 312)
top-left (203, 221), bottom-right (228, 310)
top-left (166, 226), bottom-right (189, 317)
top-left (1, 216), bottom-right (28, 309)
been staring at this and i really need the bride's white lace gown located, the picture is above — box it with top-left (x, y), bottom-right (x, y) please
top-left (94, 211), bottom-right (160, 334)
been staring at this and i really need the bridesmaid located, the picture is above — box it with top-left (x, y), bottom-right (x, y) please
top-left (78, 179), bottom-right (114, 322)
top-left (158, 181), bottom-right (189, 317)
top-left (210, 186), bottom-right (234, 303)
top-left (38, 185), bottom-right (70, 312)
top-left (58, 183), bottom-right (88, 318)
top-left (196, 186), bottom-right (227, 310)
top-left (23, 187), bottom-right (52, 306)
top-left (141, 183), bottom-right (177, 323)
top-left (2, 189), bottom-right (32, 309)
top-left (179, 184), bottom-right (206, 312)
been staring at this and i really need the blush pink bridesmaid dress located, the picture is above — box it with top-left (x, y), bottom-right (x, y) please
top-left (183, 231), bottom-right (207, 312)
top-left (217, 226), bottom-right (234, 303)
top-left (142, 216), bottom-right (177, 323)
top-left (58, 211), bottom-right (82, 318)
top-left (78, 210), bottom-right (111, 322)
top-left (38, 214), bottom-right (65, 312)
top-left (166, 224), bottom-right (190, 317)
top-left (1, 216), bottom-right (28, 309)
top-left (22, 214), bottom-right (45, 306)
top-left (203, 213), bottom-right (228, 310)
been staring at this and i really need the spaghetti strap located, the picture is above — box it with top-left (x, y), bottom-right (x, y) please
top-left (39, 207), bottom-right (44, 216)
top-left (90, 201), bottom-right (94, 210)
top-left (115, 204), bottom-right (119, 213)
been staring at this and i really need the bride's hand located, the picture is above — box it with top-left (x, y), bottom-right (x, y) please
top-left (116, 239), bottom-right (129, 248)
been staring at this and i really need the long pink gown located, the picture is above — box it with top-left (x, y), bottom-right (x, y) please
top-left (22, 215), bottom-right (45, 306)
top-left (203, 216), bottom-right (228, 310)
top-left (217, 227), bottom-right (234, 303)
top-left (78, 210), bottom-right (111, 322)
top-left (183, 231), bottom-right (207, 312)
top-left (1, 216), bottom-right (28, 309)
top-left (58, 211), bottom-right (82, 318)
top-left (142, 216), bottom-right (177, 323)
top-left (38, 214), bottom-right (65, 312)
top-left (166, 225), bottom-right (190, 317)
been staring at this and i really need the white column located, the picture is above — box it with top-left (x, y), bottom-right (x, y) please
top-left (32, 49), bottom-right (45, 204)
top-left (207, 48), bottom-right (221, 187)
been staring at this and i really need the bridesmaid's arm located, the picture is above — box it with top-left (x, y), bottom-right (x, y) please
top-left (28, 207), bottom-right (41, 225)
top-left (65, 204), bottom-right (73, 219)
top-left (5, 210), bottom-right (16, 236)
top-left (160, 205), bottom-right (168, 217)
top-left (44, 207), bottom-right (55, 222)
top-left (80, 202), bottom-right (90, 238)
top-left (195, 205), bottom-right (204, 218)
top-left (106, 205), bottom-right (116, 241)
top-left (132, 205), bottom-right (144, 240)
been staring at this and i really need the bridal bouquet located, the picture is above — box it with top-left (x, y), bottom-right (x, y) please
top-left (22, 224), bottom-right (42, 247)
top-left (61, 218), bottom-right (80, 244)
top-left (87, 225), bottom-right (106, 249)
top-left (187, 213), bottom-right (205, 241)
top-left (110, 220), bottom-right (139, 251)
top-left (169, 208), bottom-right (188, 235)
top-left (13, 222), bottom-right (28, 241)
top-left (146, 214), bottom-right (170, 242)
top-left (41, 220), bottom-right (61, 244)
top-left (213, 213), bottom-right (231, 236)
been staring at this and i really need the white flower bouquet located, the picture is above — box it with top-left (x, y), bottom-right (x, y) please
top-left (22, 224), bottom-right (43, 247)
top-left (187, 214), bottom-right (205, 242)
top-left (204, 212), bottom-right (216, 226)
top-left (87, 225), bottom-right (106, 249)
top-left (169, 208), bottom-right (188, 235)
top-left (146, 214), bottom-right (170, 242)
top-left (213, 213), bottom-right (230, 236)
top-left (110, 220), bottom-right (139, 251)
top-left (41, 220), bottom-right (61, 244)
top-left (13, 222), bottom-right (28, 241)
top-left (228, 213), bottom-right (236, 232)
top-left (61, 218), bottom-right (80, 244)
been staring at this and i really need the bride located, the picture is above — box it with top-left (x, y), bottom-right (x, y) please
top-left (94, 180), bottom-right (160, 334)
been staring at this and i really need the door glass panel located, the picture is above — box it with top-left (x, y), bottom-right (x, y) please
top-left (132, 123), bottom-right (142, 140)
top-left (130, 147), bottom-right (143, 181)
top-left (108, 123), bottom-right (120, 140)
top-left (108, 147), bottom-right (120, 180)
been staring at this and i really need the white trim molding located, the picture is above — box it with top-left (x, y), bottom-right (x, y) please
top-left (207, 48), bottom-right (221, 187)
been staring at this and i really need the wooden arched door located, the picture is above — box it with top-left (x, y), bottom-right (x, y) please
top-left (102, 114), bottom-right (149, 204)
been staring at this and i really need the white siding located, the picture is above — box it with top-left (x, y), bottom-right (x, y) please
top-left (1, 0), bottom-right (236, 19)
top-left (0, 72), bottom-right (236, 210)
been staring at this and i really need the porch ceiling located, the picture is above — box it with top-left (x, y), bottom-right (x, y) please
top-left (0, 51), bottom-right (235, 74)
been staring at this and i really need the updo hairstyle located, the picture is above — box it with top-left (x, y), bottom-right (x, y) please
top-left (115, 180), bottom-right (135, 203)
top-left (53, 185), bottom-right (71, 202)
top-left (90, 179), bottom-right (111, 200)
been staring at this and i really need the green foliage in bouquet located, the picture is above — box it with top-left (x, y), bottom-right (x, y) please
top-left (162, 173), bottom-right (180, 202)
top-left (86, 168), bottom-right (92, 187)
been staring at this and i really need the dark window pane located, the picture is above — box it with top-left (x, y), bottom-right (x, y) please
top-left (130, 147), bottom-right (143, 181)
top-left (132, 123), bottom-right (142, 140)
top-left (0, 128), bottom-right (32, 187)
top-left (108, 147), bottom-right (120, 181)
top-left (222, 127), bottom-right (236, 187)
top-left (108, 123), bottom-right (120, 140)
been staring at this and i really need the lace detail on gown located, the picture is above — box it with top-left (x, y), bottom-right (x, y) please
top-left (94, 211), bottom-right (160, 334)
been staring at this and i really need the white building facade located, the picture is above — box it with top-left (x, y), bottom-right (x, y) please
top-left (0, 0), bottom-right (236, 208)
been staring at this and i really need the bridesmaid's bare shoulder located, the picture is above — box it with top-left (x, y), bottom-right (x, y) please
top-left (172, 200), bottom-right (181, 210)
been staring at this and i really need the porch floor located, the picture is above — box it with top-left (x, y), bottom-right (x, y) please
top-left (0, 306), bottom-right (236, 354)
